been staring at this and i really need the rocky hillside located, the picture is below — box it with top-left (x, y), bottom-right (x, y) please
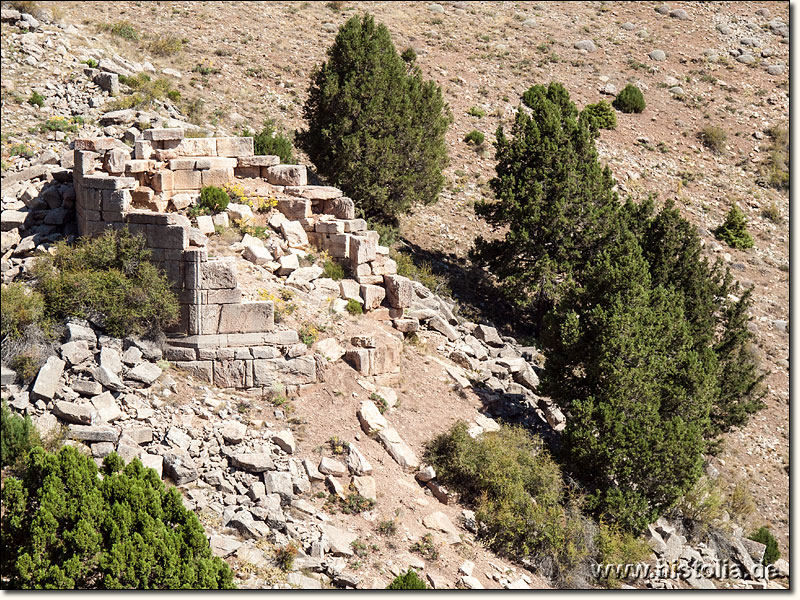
top-left (0, 0), bottom-right (789, 590)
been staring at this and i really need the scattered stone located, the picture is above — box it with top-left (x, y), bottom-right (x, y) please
top-left (319, 457), bottom-right (348, 477)
top-left (31, 356), bottom-right (65, 402)
top-left (574, 40), bottom-right (597, 52)
top-left (377, 427), bottom-right (419, 471)
top-left (272, 429), bottom-right (296, 454)
top-left (346, 443), bottom-right (373, 476)
top-left (649, 49), bottom-right (667, 61)
top-left (220, 421), bottom-right (247, 444)
top-left (230, 452), bottom-right (275, 473)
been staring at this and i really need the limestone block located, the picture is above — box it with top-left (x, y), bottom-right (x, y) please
top-left (213, 359), bottom-right (249, 388)
top-left (377, 427), bottom-right (419, 471)
top-left (134, 140), bottom-right (153, 160)
top-left (175, 137), bottom-right (217, 157)
top-left (316, 220), bottom-right (345, 234)
top-left (277, 253), bottom-right (299, 275)
top-left (195, 157), bottom-right (237, 170)
top-left (196, 215), bottom-right (215, 235)
top-left (215, 137), bottom-right (254, 157)
top-left (125, 159), bottom-right (152, 174)
top-left (102, 189), bottom-right (131, 212)
top-left (201, 168), bottom-right (234, 187)
top-left (104, 147), bottom-right (131, 175)
top-left (265, 165), bottom-right (307, 186)
top-left (277, 197), bottom-right (312, 220)
top-left (360, 284), bottom-right (385, 310)
top-left (323, 197), bottom-right (355, 220)
top-left (217, 302), bottom-right (274, 334)
top-left (237, 155), bottom-right (280, 167)
top-left (243, 244), bottom-right (272, 266)
top-left (383, 274), bottom-right (413, 308)
top-left (227, 203), bottom-right (254, 225)
top-left (234, 166), bottom-right (260, 179)
top-left (357, 400), bottom-right (389, 435)
top-left (171, 193), bottom-right (194, 210)
top-left (172, 169), bottom-right (202, 190)
top-left (285, 185), bottom-right (342, 200)
top-left (339, 279), bottom-right (361, 302)
top-left (31, 356), bottom-right (65, 402)
top-left (201, 261), bottom-right (237, 289)
top-left (143, 128), bottom-right (185, 141)
top-left (280, 220), bottom-right (309, 248)
top-left (132, 186), bottom-right (155, 205)
top-left (349, 235), bottom-right (377, 264)
top-left (325, 233), bottom-right (351, 259)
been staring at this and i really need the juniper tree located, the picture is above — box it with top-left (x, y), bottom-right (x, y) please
top-left (471, 82), bottom-right (622, 325)
top-left (541, 232), bottom-right (715, 531)
top-left (298, 14), bottom-right (452, 224)
top-left (1, 447), bottom-right (234, 589)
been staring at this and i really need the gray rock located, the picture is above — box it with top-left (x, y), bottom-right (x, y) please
top-left (94, 366), bottom-right (126, 392)
top-left (53, 400), bottom-right (94, 424)
top-left (716, 24), bottom-right (732, 35)
top-left (228, 509), bottom-right (269, 538)
top-left (127, 362), bottom-right (162, 385)
top-left (99, 347), bottom-right (123, 375)
top-left (737, 53), bottom-right (756, 64)
top-left (68, 424), bottom-right (119, 442)
top-left (165, 426), bottom-right (192, 450)
top-left (428, 315), bottom-right (459, 341)
top-left (272, 429), bottom-right (296, 454)
top-left (319, 457), bottom-right (347, 477)
top-left (669, 86), bottom-right (685, 96)
top-left (71, 379), bottom-right (103, 397)
top-left (230, 452), bottom-right (274, 472)
top-left (767, 64), bottom-right (786, 75)
top-left (60, 341), bottom-right (92, 365)
top-left (264, 471), bottom-right (294, 503)
top-left (129, 338), bottom-right (162, 361)
top-left (1, 366), bottom-right (16, 386)
top-left (655, 4), bottom-right (670, 15)
top-left (66, 321), bottom-right (96, 344)
top-left (473, 324), bottom-right (503, 346)
top-left (163, 450), bottom-right (199, 485)
top-left (121, 346), bottom-right (143, 366)
top-left (346, 443), bottom-right (372, 476)
top-left (669, 8), bottom-right (689, 19)
top-left (220, 420), bottom-right (247, 444)
top-left (92, 441), bottom-right (116, 458)
top-left (649, 49), bottom-right (667, 61)
top-left (31, 356), bottom-right (65, 402)
top-left (209, 534), bottom-right (243, 558)
top-left (621, 22), bottom-right (635, 31)
top-left (574, 39), bottom-right (597, 52)
top-left (90, 391), bottom-right (122, 422)
top-left (320, 524), bottom-right (357, 557)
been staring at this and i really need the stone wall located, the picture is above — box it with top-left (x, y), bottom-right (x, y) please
top-left (70, 128), bottom-right (411, 390)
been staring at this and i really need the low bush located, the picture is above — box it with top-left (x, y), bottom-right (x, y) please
top-left (274, 542), bottom-right (298, 572)
top-left (345, 299), bottom-right (363, 315)
top-left (580, 100), bottom-right (617, 132)
top-left (715, 205), bottom-right (754, 249)
top-left (761, 126), bottom-right (788, 190)
top-left (593, 523), bottom-right (650, 589)
top-left (464, 130), bottom-right (485, 146)
top-left (1, 282), bottom-right (47, 340)
top-left (33, 229), bottom-right (179, 338)
top-left (387, 569), bottom-right (427, 589)
top-left (698, 125), bottom-right (727, 154)
top-left (241, 119), bottom-right (294, 164)
top-left (28, 91), bottom-right (44, 107)
top-left (81, 58), bottom-right (99, 68)
top-left (409, 533), bottom-right (439, 561)
top-left (366, 219), bottom-right (399, 247)
top-left (1, 447), bottom-right (235, 588)
top-left (147, 34), bottom-right (184, 56)
top-left (392, 250), bottom-right (450, 297)
top-left (108, 21), bottom-right (139, 41)
top-left (322, 258), bottom-right (344, 281)
top-left (612, 84), bottom-right (645, 113)
top-left (1, 399), bottom-right (41, 469)
top-left (425, 422), bottom-right (591, 583)
top-left (198, 185), bottom-right (230, 214)
top-left (749, 527), bottom-right (780, 565)
top-left (467, 106), bottom-right (485, 118)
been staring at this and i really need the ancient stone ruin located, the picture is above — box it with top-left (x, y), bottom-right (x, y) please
top-left (72, 128), bottom-right (412, 391)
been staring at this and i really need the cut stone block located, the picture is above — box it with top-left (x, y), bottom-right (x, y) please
top-left (383, 274), bottom-right (413, 308)
top-left (217, 302), bottom-right (274, 334)
top-left (377, 427), bottom-right (419, 471)
top-left (360, 284), bottom-right (385, 310)
top-left (280, 220), bottom-right (309, 248)
top-left (31, 356), bottom-right (65, 402)
top-left (265, 165), bottom-right (307, 186)
top-left (143, 128), bottom-right (184, 141)
top-left (357, 400), bottom-right (388, 435)
top-left (216, 137), bottom-right (254, 157)
top-left (349, 235), bottom-right (377, 264)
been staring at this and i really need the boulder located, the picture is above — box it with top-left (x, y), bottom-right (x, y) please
top-left (220, 421), bottom-right (247, 444)
top-left (230, 452), bottom-right (275, 472)
top-left (31, 356), bottom-right (66, 402)
top-left (351, 475), bottom-right (376, 501)
top-left (127, 362), bottom-right (162, 385)
top-left (52, 401), bottom-right (93, 425)
top-left (357, 400), bottom-right (388, 435)
top-left (319, 457), bottom-right (348, 477)
top-left (346, 443), bottom-right (373, 476)
top-left (162, 450), bottom-right (199, 485)
top-left (272, 429), bottom-right (296, 454)
top-left (377, 427), bottom-right (419, 471)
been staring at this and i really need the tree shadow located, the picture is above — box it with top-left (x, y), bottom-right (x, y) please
top-left (395, 238), bottom-right (539, 342)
